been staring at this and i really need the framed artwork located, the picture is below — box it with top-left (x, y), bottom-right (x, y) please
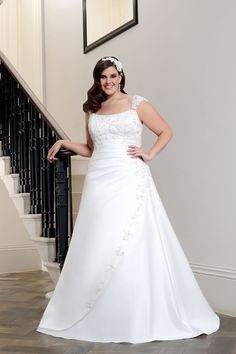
top-left (83, 0), bottom-right (138, 53)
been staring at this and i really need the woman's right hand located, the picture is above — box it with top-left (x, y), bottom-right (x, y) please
top-left (47, 140), bottom-right (63, 163)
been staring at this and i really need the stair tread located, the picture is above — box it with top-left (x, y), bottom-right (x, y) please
top-left (44, 261), bottom-right (60, 268)
top-left (20, 214), bottom-right (42, 219)
top-left (1, 173), bottom-right (19, 178)
top-left (31, 236), bottom-right (55, 243)
top-left (10, 193), bottom-right (30, 197)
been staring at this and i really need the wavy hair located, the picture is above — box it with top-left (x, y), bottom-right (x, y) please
top-left (83, 56), bottom-right (127, 113)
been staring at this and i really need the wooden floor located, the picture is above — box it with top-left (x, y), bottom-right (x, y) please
top-left (0, 270), bottom-right (235, 354)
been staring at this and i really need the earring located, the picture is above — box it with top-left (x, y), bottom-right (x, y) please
top-left (118, 83), bottom-right (121, 92)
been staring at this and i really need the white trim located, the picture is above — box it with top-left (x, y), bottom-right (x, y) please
top-left (190, 262), bottom-right (236, 281)
top-left (0, 243), bottom-right (37, 251)
top-left (41, 0), bottom-right (46, 105)
top-left (0, 244), bottom-right (41, 273)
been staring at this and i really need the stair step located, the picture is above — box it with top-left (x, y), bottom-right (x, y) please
top-left (31, 236), bottom-right (56, 263)
top-left (10, 193), bottom-right (31, 215)
top-left (44, 261), bottom-right (60, 285)
top-left (1, 174), bottom-right (19, 194)
top-left (0, 156), bottom-right (11, 176)
top-left (45, 290), bottom-right (54, 299)
top-left (20, 214), bottom-right (42, 238)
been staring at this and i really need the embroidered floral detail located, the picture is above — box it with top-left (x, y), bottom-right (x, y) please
top-left (122, 230), bottom-right (132, 240)
top-left (115, 247), bottom-right (125, 256)
top-left (85, 302), bottom-right (92, 309)
top-left (83, 158), bottom-right (152, 312)
top-left (88, 112), bottom-right (142, 147)
top-left (88, 95), bottom-right (148, 148)
top-left (108, 264), bottom-right (116, 271)
top-left (95, 286), bottom-right (103, 294)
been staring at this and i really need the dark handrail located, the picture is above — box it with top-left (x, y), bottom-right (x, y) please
top-left (0, 51), bottom-right (75, 271)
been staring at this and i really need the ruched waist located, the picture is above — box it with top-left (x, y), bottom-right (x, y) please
top-left (91, 142), bottom-right (140, 160)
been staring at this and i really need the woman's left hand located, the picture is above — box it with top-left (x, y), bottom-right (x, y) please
top-left (127, 145), bottom-right (153, 162)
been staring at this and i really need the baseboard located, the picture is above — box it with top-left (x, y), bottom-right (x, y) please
top-left (191, 262), bottom-right (236, 280)
top-left (190, 262), bottom-right (236, 317)
top-left (0, 243), bottom-right (41, 274)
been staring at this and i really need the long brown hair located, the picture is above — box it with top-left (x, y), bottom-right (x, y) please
top-left (83, 56), bottom-right (127, 113)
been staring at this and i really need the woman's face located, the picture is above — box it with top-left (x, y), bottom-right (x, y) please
top-left (99, 65), bottom-right (121, 96)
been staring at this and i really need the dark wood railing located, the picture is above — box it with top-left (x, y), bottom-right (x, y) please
top-left (0, 50), bottom-right (75, 271)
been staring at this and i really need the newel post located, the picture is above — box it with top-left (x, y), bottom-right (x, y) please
top-left (55, 149), bottom-right (74, 271)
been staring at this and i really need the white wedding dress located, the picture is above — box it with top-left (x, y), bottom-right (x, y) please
top-left (37, 95), bottom-right (220, 344)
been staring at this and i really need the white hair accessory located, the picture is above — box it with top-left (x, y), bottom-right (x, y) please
top-left (101, 57), bottom-right (123, 73)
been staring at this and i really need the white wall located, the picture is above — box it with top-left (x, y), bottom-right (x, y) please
top-left (43, 0), bottom-right (236, 315)
top-left (0, 180), bottom-right (41, 274)
top-left (0, 0), bottom-right (44, 273)
top-left (0, 0), bottom-right (18, 67)
top-left (0, 0), bottom-right (44, 101)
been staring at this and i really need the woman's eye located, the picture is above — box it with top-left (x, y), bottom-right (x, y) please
top-left (100, 75), bottom-right (117, 79)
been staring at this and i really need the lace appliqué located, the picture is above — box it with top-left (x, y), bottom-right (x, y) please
top-left (85, 159), bottom-right (152, 311)
top-left (131, 95), bottom-right (149, 110)
top-left (88, 111), bottom-right (142, 148)
top-left (88, 95), bottom-right (148, 149)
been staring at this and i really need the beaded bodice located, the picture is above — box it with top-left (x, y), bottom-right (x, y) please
top-left (88, 95), bottom-right (148, 149)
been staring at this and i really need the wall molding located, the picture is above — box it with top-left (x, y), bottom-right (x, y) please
top-left (191, 262), bottom-right (236, 281)
top-left (0, 243), bottom-right (37, 252)
top-left (0, 243), bottom-right (41, 274)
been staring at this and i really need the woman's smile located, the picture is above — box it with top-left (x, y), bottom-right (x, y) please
top-left (100, 66), bottom-right (121, 94)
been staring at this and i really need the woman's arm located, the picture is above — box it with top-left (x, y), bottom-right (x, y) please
top-left (47, 112), bottom-right (94, 162)
top-left (127, 100), bottom-right (173, 162)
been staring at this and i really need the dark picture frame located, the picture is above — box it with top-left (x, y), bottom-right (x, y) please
top-left (83, 0), bottom-right (138, 53)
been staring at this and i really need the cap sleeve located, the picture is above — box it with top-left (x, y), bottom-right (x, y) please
top-left (131, 95), bottom-right (149, 110)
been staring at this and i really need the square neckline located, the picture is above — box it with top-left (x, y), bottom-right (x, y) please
top-left (92, 95), bottom-right (135, 117)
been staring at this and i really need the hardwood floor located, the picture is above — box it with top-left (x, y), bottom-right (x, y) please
top-left (0, 270), bottom-right (235, 354)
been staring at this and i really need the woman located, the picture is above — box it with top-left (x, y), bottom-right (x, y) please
top-left (37, 56), bottom-right (220, 344)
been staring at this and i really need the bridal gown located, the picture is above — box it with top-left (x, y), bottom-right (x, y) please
top-left (37, 95), bottom-right (220, 344)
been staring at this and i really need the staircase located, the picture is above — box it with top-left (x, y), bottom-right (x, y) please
top-left (0, 138), bottom-right (88, 287)
top-left (39, 157), bottom-right (88, 285)
top-left (0, 50), bottom-right (89, 289)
